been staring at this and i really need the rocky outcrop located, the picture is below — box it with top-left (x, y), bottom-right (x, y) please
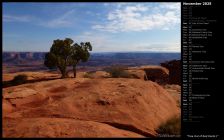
top-left (161, 60), bottom-right (181, 85)
top-left (2, 76), bottom-right (180, 138)
top-left (127, 66), bottom-right (169, 84)
top-left (3, 118), bottom-right (144, 137)
top-left (140, 66), bottom-right (169, 85)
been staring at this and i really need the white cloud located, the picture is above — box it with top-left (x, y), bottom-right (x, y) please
top-left (40, 10), bottom-right (75, 28)
top-left (74, 32), bottom-right (113, 52)
top-left (3, 9), bottom-right (75, 28)
top-left (74, 31), bottom-right (180, 52)
top-left (3, 33), bottom-right (21, 38)
top-left (138, 43), bottom-right (180, 52)
top-left (159, 3), bottom-right (180, 11)
top-left (92, 3), bottom-right (180, 32)
top-left (74, 32), bottom-right (139, 52)
top-left (103, 3), bottom-right (110, 6)
top-left (3, 15), bottom-right (32, 22)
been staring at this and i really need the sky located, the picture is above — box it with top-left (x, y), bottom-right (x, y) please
top-left (3, 2), bottom-right (180, 52)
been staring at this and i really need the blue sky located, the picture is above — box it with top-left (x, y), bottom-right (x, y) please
top-left (3, 2), bottom-right (180, 52)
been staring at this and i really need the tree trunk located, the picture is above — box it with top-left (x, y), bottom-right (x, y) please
top-left (59, 66), bottom-right (68, 78)
top-left (73, 65), bottom-right (77, 78)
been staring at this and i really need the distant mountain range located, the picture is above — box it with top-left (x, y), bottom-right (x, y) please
top-left (3, 52), bottom-right (180, 66)
top-left (3, 52), bottom-right (45, 64)
top-left (3, 52), bottom-right (180, 73)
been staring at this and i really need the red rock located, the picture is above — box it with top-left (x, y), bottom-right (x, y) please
top-left (2, 71), bottom-right (180, 138)
top-left (161, 60), bottom-right (181, 85)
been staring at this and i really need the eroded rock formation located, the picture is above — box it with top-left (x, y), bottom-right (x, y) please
top-left (161, 60), bottom-right (181, 85)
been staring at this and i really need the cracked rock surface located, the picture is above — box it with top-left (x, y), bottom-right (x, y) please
top-left (3, 72), bottom-right (180, 138)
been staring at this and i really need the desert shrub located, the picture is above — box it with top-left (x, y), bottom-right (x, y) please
top-left (156, 116), bottom-right (181, 135)
top-left (177, 100), bottom-right (181, 108)
top-left (83, 72), bottom-right (94, 78)
top-left (130, 73), bottom-right (140, 79)
top-left (11, 74), bottom-right (28, 85)
top-left (104, 66), bottom-right (132, 78)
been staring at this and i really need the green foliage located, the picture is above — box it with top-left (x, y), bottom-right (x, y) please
top-left (156, 116), bottom-right (181, 135)
top-left (177, 100), bottom-right (181, 108)
top-left (44, 38), bottom-right (92, 78)
top-left (71, 42), bottom-right (92, 78)
top-left (104, 66), bottom-right (138, 78)
top-left (8, 90), bottom-right (13, 93)
top-left (71, 42), bottom-right (92, 63)
top-left (83, 72), bottom-right (95, 78)
top-left (129, 73), bottom-right (140, 79)
top-left (44, 52), bottom-right (57, 69)
top-left (11, 74), bottom-right (28, 85)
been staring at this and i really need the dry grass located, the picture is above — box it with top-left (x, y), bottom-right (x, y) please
top-left (104, 66), bottom-right (139, 79)
top-left (156, 116), bottom-right (181, 135)
top-left (83, 72), bottom-right (95, 78)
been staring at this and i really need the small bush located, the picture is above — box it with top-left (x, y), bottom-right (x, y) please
top-left (130, 73), bottom-right (140, 79)
top-left (83, 72), bottom-right (94, 78)
top-left (177, 100), bottom-right (181, 108)
top-left (104, 66), bottom-right (132, 78)
top-left (156, 116), bottom-right (181, 135)
top-left (11, 74), bottom-right (28, 85)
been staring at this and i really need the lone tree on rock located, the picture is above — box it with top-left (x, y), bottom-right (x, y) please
top-left (44, 38), bottom-right (92, 78)
top-left (71, 42), bottom-right (92, 78)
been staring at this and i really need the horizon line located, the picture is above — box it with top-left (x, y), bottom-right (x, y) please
top-left (3, 51), bottom-right (181, 53)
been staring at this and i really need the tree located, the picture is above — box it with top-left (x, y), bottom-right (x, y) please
top-left (44, 38), bottom-right (92, 78)
top-left (71, 42), bottom-right (92, 78)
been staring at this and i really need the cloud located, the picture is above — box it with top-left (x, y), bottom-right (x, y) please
top-left (74, 31), bottom-right (180, 52)
top-left (3, 15), bottom-right (32, 22)
top-left (39, 10), bottom-right (75, 28)
top-left (3, 33), bottom-right (21, 38)
top-left (159, 3), bottom-right (180, 11)
top-left (92, 3), bottom-right (180, 32)
top-left (138, 43), bottom-right (180, 52)
top-left (3, 9), bottom-right (75, 28)
top-left (74, 32), bottom-right (113, 52)
top-left (74, 31), bottom-right (137, 52)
